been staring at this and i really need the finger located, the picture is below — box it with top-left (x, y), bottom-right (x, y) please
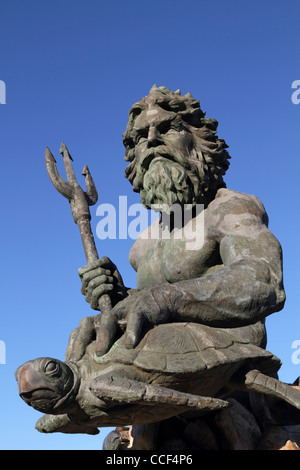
top-left (81, 268), bottom-right (110, 295)
top-left (78, 257), bottom-right (112, 278)
top-left (78, 260), bottom-right (103, 278)
top-left (86, 274), bottom-right (114, 299)
top-left (65, 327), bottom-right (78, 361)
top-left (94, 311), bottom-right (118, 356)
top-left (81, 268), bottom-right (112, 290)
top-left (66, 316), bottom-right (97, 361)
top-left (124, 312), bottom-right (144, 349)
top-left (98, 256), bottom-right (113, 268)
top-left (89, 283), bottom-right (114, 310)
top-left (98, 293), bottom-right (113, 313)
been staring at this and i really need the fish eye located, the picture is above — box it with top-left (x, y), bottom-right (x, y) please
top-left (45, 361), bottom-right (57, 373)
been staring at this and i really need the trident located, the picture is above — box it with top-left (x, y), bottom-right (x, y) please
top-left (45, 142), bottom-right (112, 314)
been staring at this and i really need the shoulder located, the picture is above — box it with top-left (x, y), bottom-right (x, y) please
top-left (209, 188), bottom-right (268, 218)
top-left (205, 188), bottom-right (269, 240)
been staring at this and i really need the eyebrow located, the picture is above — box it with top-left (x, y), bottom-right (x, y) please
top-left (129, 102), bottom-right (145, 117)
top-left (133, 114), bottom-right (175, 131)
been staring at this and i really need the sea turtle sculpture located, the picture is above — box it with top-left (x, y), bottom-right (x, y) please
top-left (16, 322), bottom-right (300, 435)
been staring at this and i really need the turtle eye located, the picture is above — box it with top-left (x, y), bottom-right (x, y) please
top-left (45, 361), bottom-right (57, 373)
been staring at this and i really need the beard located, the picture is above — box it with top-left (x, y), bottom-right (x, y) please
top-left (125, 139), bottom-right (218, 212)
top-left (140, 158), bottom-right (198, 212)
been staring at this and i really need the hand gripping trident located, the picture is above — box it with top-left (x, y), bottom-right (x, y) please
top-left (45, 142), bottom-right (112, 314)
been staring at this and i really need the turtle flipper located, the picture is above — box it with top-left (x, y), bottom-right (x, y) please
top-left (245, 370), bottom-right (300, 410)
top-left (35, 413), bottom-right (99, 435)
top-left (90, 373), bottom-right (228, 413)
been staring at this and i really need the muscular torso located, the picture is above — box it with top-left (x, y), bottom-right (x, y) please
top-left (128, 188), bottom-right (276, 347)
top-left (131, 228), bottom-right (223, 290)
top-left (129, 189), bottom-right (226, 290)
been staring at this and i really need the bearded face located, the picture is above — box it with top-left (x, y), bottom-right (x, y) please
top-left (123, 86), bottom-right (230, 212)
top-left (141, 158), bottom-right (194, 211)
top-left (124, 105), bottom-right (203, 212)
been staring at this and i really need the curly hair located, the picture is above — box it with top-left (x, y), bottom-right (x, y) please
top-left (123, 85), bottom-right (231, 203)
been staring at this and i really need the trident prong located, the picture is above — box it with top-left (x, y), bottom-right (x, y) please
top-left (45, 143), bottom-right (112, 315)
top-left (59, 142), bottom-right (77, 186)
top-left (45, 146), bottom-right (74, 200)
top-left (82, 164), bottom-right (98, 205)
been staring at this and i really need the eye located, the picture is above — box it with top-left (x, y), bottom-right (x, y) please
top-left (45, 361), bottom-right (57, 373)
top-left (169, 120), bottom-right (183, 132)
top-left (158, 120), bottom-right (182, 134)
top-left (135, 130), bottom-right (148, 145)
top-left (157, 121), bottom-right (171, 134)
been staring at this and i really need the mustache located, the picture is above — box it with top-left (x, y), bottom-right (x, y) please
top-left (125, 144), bottom-right (193, 189)
top-left (140, 145), bottom-right (190, 171)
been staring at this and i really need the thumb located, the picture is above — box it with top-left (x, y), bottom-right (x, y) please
top-left (95, 312), bottom-right (117, 356)
top-left (66, 316), bottom-right (95, 362)
top-left (124, 312), bottom-right (144, 349)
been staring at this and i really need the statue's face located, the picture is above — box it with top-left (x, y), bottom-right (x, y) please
top-left (126, 100), bottom-right (198, 210)
top-left (124, 87), bottom-right (230, 210)
top-left (132, 103), bottom-right (193, 170)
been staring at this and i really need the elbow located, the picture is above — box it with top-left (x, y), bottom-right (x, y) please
top-left (254, 278), bottom-right (286, 321)
top-left (273, 281), bottom-right (286, 313)
top-left (245, 259), bottom-right (286, 316)
top-left (230, 269), bottom-right (286, 324)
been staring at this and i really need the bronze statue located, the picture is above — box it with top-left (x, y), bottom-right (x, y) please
top-left (16, 323), bottom-right (300, 435)
top-left (17, 86), bottom-right (300, 449)
top-left (66, 85), bottom-right (285, 359)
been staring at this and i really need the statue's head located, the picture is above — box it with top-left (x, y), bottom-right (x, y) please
top-left (123, 85), bottom-right (230, 210)
top-left (16, 357), bottom-right (75, 414)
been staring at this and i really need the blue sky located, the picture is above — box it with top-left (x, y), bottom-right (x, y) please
top-left (0, 0), bottom-right (300, 449)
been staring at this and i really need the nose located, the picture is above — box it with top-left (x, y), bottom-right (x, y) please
top-left (147, 125), bottom-right (162, 147)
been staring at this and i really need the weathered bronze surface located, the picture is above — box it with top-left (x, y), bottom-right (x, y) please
top-left (16, 86), bottom-right (300, 449)
top-left (16, 322), bottom-right (300, 435)
top-left (66, 86), bottom-right (286, 359)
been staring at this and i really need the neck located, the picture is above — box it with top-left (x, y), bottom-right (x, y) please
top-left (53, 362), bottom-right (81, 414)
top-left (159, 202), bottom-right (206, 232)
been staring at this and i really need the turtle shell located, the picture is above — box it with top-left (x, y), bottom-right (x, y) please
top-left (92, 322), bottom-right (281, 377)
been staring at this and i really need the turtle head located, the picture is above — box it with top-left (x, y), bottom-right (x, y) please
top-left (16, 357), bottom-right (75, 414)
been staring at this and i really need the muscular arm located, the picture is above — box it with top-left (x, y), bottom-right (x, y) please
top-left (67, 190), bottom-right (286, 359)
top-left (152, 190), bottom-right (286, 327)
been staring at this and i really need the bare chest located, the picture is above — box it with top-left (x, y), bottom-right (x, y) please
top-left (129, 214), bottom-right (222, 289)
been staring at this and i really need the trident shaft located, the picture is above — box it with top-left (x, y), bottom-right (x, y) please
top-left (45, 142), bottom-right (112, 313)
